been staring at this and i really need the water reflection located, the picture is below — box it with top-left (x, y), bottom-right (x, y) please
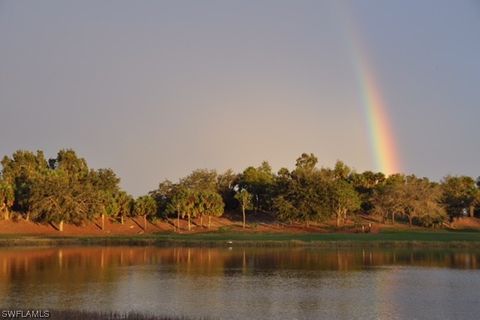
top-left (1, 246), bottom-right (479, 319)
top-left (1, 246), bottom-right (479, 277)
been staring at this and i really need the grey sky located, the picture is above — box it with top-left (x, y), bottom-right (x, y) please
top-left (1, 0), bottom-right (479, 195)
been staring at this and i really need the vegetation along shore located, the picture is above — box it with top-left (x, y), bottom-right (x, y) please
top-left (1, 149), bottom-right (480, 243)
top-left (2, 231), bottom-right (480, 248)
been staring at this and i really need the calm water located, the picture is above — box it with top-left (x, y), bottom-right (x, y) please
top-left (1, 246), bottom-right (480, 320)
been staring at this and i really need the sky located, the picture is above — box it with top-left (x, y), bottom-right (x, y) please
top-left (1, 0), bottom-right (479, 195)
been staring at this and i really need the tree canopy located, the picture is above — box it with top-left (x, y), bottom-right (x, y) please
top-left (1, 148), bottom-right (478, 230)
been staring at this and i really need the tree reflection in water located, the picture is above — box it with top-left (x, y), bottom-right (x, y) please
top-left (1, 246), bottom-right (479, 319)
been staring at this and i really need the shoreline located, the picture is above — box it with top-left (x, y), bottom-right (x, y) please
top-left (2, 231), bottom-right (480, 248)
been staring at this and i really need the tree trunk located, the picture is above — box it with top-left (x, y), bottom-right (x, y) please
top-left (177, 211), bottom-right (180, 232)
top-left (3, 205), bottom-right (9, 221)
top-left (143, 215), bottom-right (147, 231)
top-left (101, 213), bottom-right (105, 231)
top-left (120, 215), bottom-right (124, 225)
top-left (188, 214), bottom-right (191, 231)
top-left (469, 206), bottom-right (474, 218)
top-left (200, 215), bottom-right (203, 228)
top-left (208, 216), bottom-right (211, 229)
top-left (242, 206), bottom-right (246, 229)
top-left (408, 215), bottom-right (413, 226)
top-left (59, 220), bottom-right (64, 232)
top-left (336, 212), bottom-right (340, 227)
top-left (25, 212), bottom-right (30, 222)
top-left (392, 212), bottom-right (395, 224)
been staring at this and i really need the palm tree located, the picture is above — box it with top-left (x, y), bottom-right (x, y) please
top-left (0, 182), bottom-right (14, 220)
top-left (134, 196), bottom-right (157, 231)
top-left (205, 191), bottom-right (224, 229)
top-left (235, 189), bottom-right (252, 229)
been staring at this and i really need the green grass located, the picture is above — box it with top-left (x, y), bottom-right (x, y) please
top-left (152, 230), bottom-right (480, 242)
top-left (2, 230), bottom-right (480, 247)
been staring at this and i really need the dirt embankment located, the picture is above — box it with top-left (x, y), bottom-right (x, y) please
top-left (0, 214), bottom-right (326, 236)
top-left (449, 217), bottom-right (480, 230)
top-left (0, 214), bottom-right (479, 236)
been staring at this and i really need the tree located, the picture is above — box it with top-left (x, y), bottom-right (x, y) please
top-left (239, 161), bottom-right (275, 212)
top-left (295, 153), bottom-right (318, 173)
top-left (418, 184), bottom-right (447, 228)
top-left (0, 148), bottom-right (133, 230)
top-left (371, 174), bottom-right (405, 224)
top-left (1, 150), bottom-right (48, 216)
top-left (29, 173), bottom-right (68, 231)
top-left (98, 190), bottom-right (133, 228)
top-left (272, 154), bottom-right (330, 225)
top-left (115, 191), bottom-right (133, 224)
top-left (333, 160), bottom-right (352, 180)
top-left (100, 192), bottom-right (118, 230)
top-left (173, 169), bottom-right (227, 230)
top-left (167, 187), bottom-right (190, 232)
top-left (402, 176), bottom-right (446, 227)
top-left (50, 151), bottom-right (125, 231)
top-left (217, 169), bottom-right (239, 210)
top-left (441, 176), bottom-right (478, 219)
top-left (274, 167), bottom-right (291, 196)
top-left (50, 149), bottom-right (89, 179)
top-left (29, 172), bottom-right (102, 231)
top-left (2, 150), bottom-right (49, 184)
top-left (475, 191), bottom-right (480, 217)
top-left (202, 191), bottom-right (224, 228)
top-left (183, 190), bottom-right (197, 231)
top-left (89, 168), bottom-right (120, 193)
top-left (235, 189), bottom-right (253, 228)
top-left (193, 190), bottom-right (206, 227)
top-left (166, 187), bottom-right (199, 231)
top-left (89, 168), bottom-right (121, 230)
top-left (350, 170), bottom-right (386, 213)
top-left (0, 181), bottom-right (14, 220)
top-left (133, 196), bottom-right (157, 231)
top-left (329, 180), bottom-right (361, 227)
top-left (180, 169), bottom-right (217, 192)
top-left (273, 195), bottom-right (299, 223)
top-left (149, 179), bottom-right (177, 218)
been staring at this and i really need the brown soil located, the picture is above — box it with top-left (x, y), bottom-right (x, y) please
top-left (0, 214), bottom-right (329, 236)
top-left (449, 217), bottom-right (480, 230)
top-left (1, 214), bottom-right (479, 236)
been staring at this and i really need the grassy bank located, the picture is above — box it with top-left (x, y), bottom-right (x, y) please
top-left (1, 230), bottom-right (480, 248)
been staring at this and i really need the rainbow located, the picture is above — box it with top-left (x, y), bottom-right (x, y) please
top-left (336, 3), bottom-right (401, 175)
top-left (355, 52), bottom-right (401, 175)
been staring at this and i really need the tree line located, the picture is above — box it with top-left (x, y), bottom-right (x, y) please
top-left (0, 149), bottom-right (479, 231)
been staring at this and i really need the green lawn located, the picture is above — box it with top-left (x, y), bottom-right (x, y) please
top-left (2, 230), bottom-right (480, 247)
top-left (149, 230), bottom-right (480, 242)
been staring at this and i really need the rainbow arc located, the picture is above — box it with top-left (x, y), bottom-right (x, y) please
top-left (339, 3), bottom-right (401, 175)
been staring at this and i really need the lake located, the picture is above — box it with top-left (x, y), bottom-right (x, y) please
top-left (1, 246), bottom-right (480, 319)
